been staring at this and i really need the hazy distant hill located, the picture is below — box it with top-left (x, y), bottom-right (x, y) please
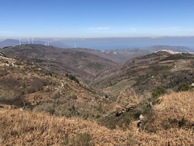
top-left (0, 39), bottom-right (19, 48)
top-left (0, 39), bottom-right (70, 48)
top-left (82, 45), bottom-right (193, 63)
top-left (142, 45), bottom-right (193, 53)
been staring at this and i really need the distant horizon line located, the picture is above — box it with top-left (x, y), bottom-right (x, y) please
top-left (1, 35), bottom-right (194, 40)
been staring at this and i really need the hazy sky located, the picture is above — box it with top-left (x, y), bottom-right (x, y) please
top-left (0, 0), bottom-right (194, 38)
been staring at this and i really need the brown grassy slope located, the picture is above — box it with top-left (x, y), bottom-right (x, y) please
top-left (129, 91), bottom-right (194, 145)
top-left (149, 91), bottom-right (194, 130)
top-left (0, 91), bottom-right (194, 146)
top-left (0, 109), bottom-right (128, 146)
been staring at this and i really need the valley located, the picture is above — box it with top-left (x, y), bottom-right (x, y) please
top-left (0, 45), bottom-right (194, 145)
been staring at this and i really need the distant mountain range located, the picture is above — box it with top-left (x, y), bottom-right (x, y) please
top-left (0, 39), bottom-right (19, 48)
top-left (1, 36), bottom-right (194, 50)
top-left (0, 39), bottom-right (70, 48)
top-left (0, 39), bottom-right (193, 64)
top-left (76, 45), bottom-right (194, 63)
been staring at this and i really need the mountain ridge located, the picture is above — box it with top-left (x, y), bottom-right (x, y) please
top-left (1, 44), bottom-right (118, 83)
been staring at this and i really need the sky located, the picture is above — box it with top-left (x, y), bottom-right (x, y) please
top-left (0, 0), bottom-right (194, 38)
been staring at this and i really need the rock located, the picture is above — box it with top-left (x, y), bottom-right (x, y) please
top-left (139, 114), bottom-right (144, 121)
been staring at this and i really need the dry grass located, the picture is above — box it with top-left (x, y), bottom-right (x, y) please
top-left (1, 91), bottom-right (194, 146)
top-left (152, 91), bottom-right (194, 130)
top-left (129, 91), bottom-right (194, 145)
top-left (132, 128), bottom-right (194, 145)
top-left (0, 109), bottom-right (128, 146)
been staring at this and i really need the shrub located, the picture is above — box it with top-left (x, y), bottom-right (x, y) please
top-left (151, 86), bottom-right (166, 98)
top-left (161, 117), bottom-right (187, 130)
top-left (178, 117), bottom-right (186, 128)
top-left (74, 132), bottom-right (93, 146)
top-left (33, 103), bottom-right (55, 115)
top-left (24, 77), bottom-right (47, 94)
top-left (0, 69), bottom-right (8, 77)
top-left (61, 132), bottom-right (93, 146)
top-left (61, 133), bottom-right (69, 145)
top-left (65, 74), bottom-right (79, 84)
top-left (162, 53), bottom-right (194, 61)
top-left (50, 90), bottom-right (60, 99)
top-left (177, 83), bottom-right (191, 92)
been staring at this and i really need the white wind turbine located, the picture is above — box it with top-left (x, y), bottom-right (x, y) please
top-left (19, 38), bottom-right (21, 46)
top-left (28, 36), bottom-right (30, 44)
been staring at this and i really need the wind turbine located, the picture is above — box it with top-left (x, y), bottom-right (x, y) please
top-left (28, 36), bottom-right (30, 44)
top-left (19, 38), bottom-right (21, 46)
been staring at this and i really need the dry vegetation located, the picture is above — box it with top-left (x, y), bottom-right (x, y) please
top-left (1, 49), bottom-right (194, 145)
top-left (92, 51), bottom-right (194, 101)
top-left (128, 91), bottom-right (194, 145)
top-left (1, 45), bottom-right (118, 83)
top-left (1, 91), bottom-right (194, 145)
top-left (0, 109), bottom-right (128, 146)
top-left (0, 53), bottom-right (113, 119)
